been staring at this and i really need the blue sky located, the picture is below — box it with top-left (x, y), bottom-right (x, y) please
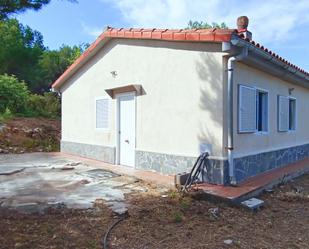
top-left (17, 0), bottom-right (309, 70)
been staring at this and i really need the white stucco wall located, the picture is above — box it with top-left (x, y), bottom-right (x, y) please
top-left (61, 39), bottom-right (225, 158)
top-left (233, 62), bottom-right (309, 158)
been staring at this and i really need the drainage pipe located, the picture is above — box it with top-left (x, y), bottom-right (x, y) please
top-left (227, 47), bottom-right (248, 185)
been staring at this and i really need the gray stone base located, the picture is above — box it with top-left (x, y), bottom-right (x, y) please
top-left (234, 143), bottom-right (309, 183)
top-left (200, 158), bottom-right (229, 185)
top-left (61, 141), bottom-right (115, 164)
top-left (135, 150), bottom-right (196, 175)
top-left (135, 150), bottom-right (229, 185)
top-left (60, 142), bottom-right (309, 186)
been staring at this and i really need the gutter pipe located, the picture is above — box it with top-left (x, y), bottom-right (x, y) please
top-left (227, 47), bottom-right (248, 185)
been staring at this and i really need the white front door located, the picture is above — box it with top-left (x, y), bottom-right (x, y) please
top-left (118, 93), bottom-right (136, 167)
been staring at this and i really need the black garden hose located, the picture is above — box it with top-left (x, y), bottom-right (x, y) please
top-left (181, 152), bottom-right (209, 192)
top-left (103, 213), bottom-right (128, 249)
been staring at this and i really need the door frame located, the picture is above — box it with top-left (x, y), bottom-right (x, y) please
top-left (115, 91), bottom-right (136, 166)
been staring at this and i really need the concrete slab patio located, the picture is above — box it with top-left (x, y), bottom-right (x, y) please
top-left (58, 152), bottom-right (175, 188)
top-left (0, 153), bottom-right (170, 214)
top-left (2, 152), bottom-right (307, 214)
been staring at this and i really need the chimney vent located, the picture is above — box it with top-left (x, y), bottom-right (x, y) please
top-left (237, 16), bottom-right (252, 40)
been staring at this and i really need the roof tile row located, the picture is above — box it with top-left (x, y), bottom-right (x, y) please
top-left (104, 27), bottom-right (236, 42)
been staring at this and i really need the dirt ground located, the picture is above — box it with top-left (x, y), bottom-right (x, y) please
top-left (0, 174), bottom-right (308, 249)
top-left (0, 117), bottom-right (60, 154)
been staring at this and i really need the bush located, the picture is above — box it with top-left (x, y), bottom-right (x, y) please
top-left (0, 74), bottom-right (29, 113)
top-left (26, 92), bottom-right (60, 118)
top-left (0, 108), bottom-right (14, 124)
top-left (0, 74), bottom-right (60, 119)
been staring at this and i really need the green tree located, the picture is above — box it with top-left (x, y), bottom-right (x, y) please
top-left (0, 0), bottom-right (78, 20)
top-left (186, 20), bottom-right (228, 29)
top-left (0, 0), bottom-right (50, 20)
top-left (0, 18), bottom-right (86, 93)
top-left (0, 74), bottom-right (29, 113)
top-left (0, 74), bottom-right (61, 118)
top-left (0, 18), bottom-right (45, 92)
top-left (38, 44), bottom-right (88, 91)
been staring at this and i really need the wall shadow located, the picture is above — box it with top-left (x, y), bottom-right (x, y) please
top-left (196, 53), bottom-right (224, 157)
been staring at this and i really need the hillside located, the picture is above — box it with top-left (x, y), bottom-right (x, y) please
top-left (0, 118), bottom-right (60, 154)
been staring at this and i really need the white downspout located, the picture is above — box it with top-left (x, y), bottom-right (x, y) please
top-left (227, 47), bottom-right (248, 185)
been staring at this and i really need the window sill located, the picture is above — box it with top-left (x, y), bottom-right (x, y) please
top-left (255, 131), bottom-right (269, 135)
top-left (288, 129), bottom-right (296, 133)
top-left (95, 128), bottom-right (110, 132)
top-left (278, 130), bottom-right (296, 133)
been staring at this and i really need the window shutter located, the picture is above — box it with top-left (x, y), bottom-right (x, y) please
top-left (96, 99), bottom-right (109, 129)
top-left (278, 95), bottom-right (289, 132)
top-left (238, 85), bottom-right (256, 133)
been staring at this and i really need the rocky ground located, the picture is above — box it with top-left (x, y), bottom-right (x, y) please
top-left (0, 117), bottom-right (60, 154)
top-left (0, 173), bottom-right (308, 249)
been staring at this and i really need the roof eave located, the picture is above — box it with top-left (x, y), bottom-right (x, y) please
top-left (52, 34), bottom-right (111, 91)
top-left (230, 36), bottom-right (309, 88)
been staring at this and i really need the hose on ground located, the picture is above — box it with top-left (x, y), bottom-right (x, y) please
top-left (103, 213), bottom-right (128, 249)
top-left (181, 152), bottom-right (209, 192)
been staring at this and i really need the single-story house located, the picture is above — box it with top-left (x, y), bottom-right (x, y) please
top-left (52, 16), bottom-right (309, 185)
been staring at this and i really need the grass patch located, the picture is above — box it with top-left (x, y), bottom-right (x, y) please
top-left (22, 138), bottom-right (38, 149)
top-left (180, 198), bottom-right (191, 210)
top-left (172, 211), bottom-right (184, 223)
top-left (168, 190), bottom-right (180, 199)
top-left (21, 137), bottom-right (60, 152)
top-left (0, 109), bottom-right (14, 124)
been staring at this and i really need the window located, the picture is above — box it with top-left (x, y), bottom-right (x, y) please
top-left (96, 98), bottom-right (109, 129)
top-left (278, 95), bottom-right (296, 132)
top-left (238, 85), bottom-right (268, 133)
top-left (256, 90), bottom-right (268, 132)
top-left (289, 98), bottom-right (296, 130)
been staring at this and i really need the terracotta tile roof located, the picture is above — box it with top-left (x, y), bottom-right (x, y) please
top-left (104, 27), bottom-right (237, 42)
top-left (52, 27), bottom-right (308, 89)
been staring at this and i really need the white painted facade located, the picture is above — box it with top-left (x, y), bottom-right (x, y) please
top-left (57, 36), bottom-right (309, 184)
top-left (60, 39), bottom-right (226, 158)
top-left (232, 62), bottom-right (309, 158)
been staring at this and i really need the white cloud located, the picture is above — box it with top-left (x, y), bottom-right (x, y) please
top-left (102, 0), bottom-right (309, 44)
top-left (81, 21), bottom-right (103, 37)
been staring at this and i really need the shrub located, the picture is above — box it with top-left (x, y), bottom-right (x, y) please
top-left (26, 92), bottom-right (60, 118)
top-left (43, 92), bottom-right (61, 118)
top-left (168, 190), bottom-right (180, 199)
top-left (172, 211), bottom-right (184, 223)
top-left (0, 108), bottom-right (14, 124)
top-left (0, 74), bottom-right (29, 113)
top-left (0, 74), bottom-right (60, 119)
top-left (180, 198), bottom-right (191, 210)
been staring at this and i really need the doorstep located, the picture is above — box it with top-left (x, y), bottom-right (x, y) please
top-left (192, 158), bottom-right (309, 203)
top-left (52, 152), bottom-right (175, 189)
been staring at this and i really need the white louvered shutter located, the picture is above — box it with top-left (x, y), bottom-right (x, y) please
top-left (278, 95), bottom-right (289, 132)
top-left (238, 85), bottom-right (257, 133)
top-left (96, 99), bottom-right (109, 129)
